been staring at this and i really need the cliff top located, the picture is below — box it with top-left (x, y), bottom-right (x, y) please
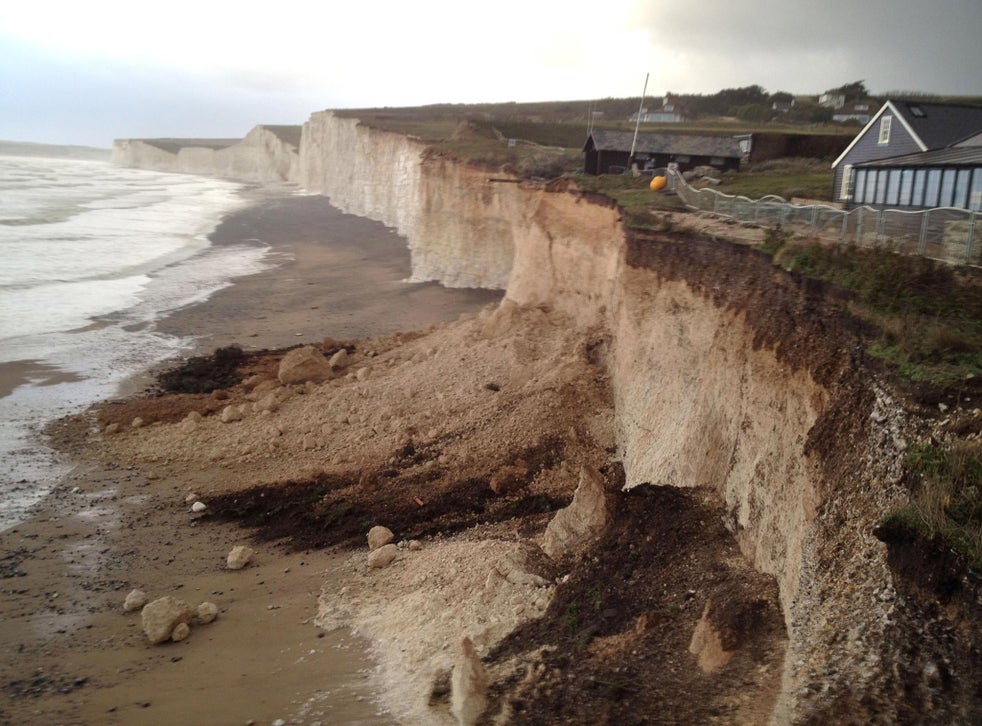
top-left (259, 125), bottom-right (302, 146)
top-left (139, 138), bottom-right (242, 153)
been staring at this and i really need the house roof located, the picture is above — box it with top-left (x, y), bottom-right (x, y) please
top-left (854, 146), bottom-right (982, 168)
top-left (584, 130), bottom-right (742, 158)
top-left (892, 101), bottom-right (982, 148)
top-left (832, 100), bottom-right (982, 167)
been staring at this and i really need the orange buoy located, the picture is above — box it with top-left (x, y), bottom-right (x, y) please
top-left (649, 176), bottom-right (667, 191)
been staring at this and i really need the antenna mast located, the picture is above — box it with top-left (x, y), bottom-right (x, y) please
top-left (628, 72), bottom-right (649, 168)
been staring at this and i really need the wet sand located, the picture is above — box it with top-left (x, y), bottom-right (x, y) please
top-left (0, 191), bottom-right (501, 724)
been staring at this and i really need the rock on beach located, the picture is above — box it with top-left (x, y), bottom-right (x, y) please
top-left (278, 346), bottom-right (333, 384)
top-left (142, 596), bottom-right (195, 645)
top-left (227, 545), bottom-right (255, 570)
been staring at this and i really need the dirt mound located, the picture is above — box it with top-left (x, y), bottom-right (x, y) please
top-left (486, 483), bottom-right (786, 725)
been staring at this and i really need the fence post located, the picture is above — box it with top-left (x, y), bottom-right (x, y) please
top-left (857, 209), bottom-right (864, 246)
top-left (967, 210), bottom-right (977, 265)
top-left (918, 210), bottom-right (929, 255)
top-left (840, 210), bottom-right (848, 241)
top-left (811, 206), bottom-right (818, 234)
top-left (876, 210), bottom-right (885, 246)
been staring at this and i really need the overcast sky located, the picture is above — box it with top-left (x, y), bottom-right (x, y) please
top-left (1, 0), bottom-right (980, 148)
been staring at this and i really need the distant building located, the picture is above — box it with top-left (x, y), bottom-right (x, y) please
top-left (628, 96), bottom-right (686, 124)
top-left (819, 92), bottom-right (847, 109)
top-left (583, 130), bottom-right (742, 175)
top-left (832, 100), bottom-right (982, 210)
top-left (832, 101), bottom-right (876, 124)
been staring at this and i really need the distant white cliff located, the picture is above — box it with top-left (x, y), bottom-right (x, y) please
top-left (111, 125), bottom-right (300, 183)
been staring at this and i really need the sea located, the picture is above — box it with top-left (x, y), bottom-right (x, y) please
top-left (0, 155), bottom-right (272, 530)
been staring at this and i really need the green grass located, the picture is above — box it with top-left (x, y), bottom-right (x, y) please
top-left (774, 241), bottom-right (982, 388)
top-left (573, 173), bottom-right (687, 228)
top-left (891, 440), bottom-right (982, 570)
top-left (715, 169), bottom-right (834, 202)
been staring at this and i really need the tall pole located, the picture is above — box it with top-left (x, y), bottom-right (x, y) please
top-left (628, 72), bottom-right (649, 169)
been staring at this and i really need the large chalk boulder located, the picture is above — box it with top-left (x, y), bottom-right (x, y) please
top-left (278, 346), bottom-right (333, 385)
top-left (367, 525), bottom-right (394, 551)
top-left (142, 596), bottom-right (195, 645)
top-left (541, 465), bottom-right (611, 559)
top-left (367, 544), bottom-right (398, 569)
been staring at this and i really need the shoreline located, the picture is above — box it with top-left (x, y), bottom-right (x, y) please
top-left (0, 189), bottom-right (500, 724)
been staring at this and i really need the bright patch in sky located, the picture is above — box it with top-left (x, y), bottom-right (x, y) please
top-left (1, 0), bottom-right (980, 146)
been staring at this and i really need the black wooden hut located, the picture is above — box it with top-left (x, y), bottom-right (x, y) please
top-left (582, 129), bottom-right (743, 175)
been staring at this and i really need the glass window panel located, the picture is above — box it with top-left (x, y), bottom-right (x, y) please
top-left (853, 170), bottom-right (866, 203)
top-left (899, 169), bottom-right (914, 206)
top-left (924, 169), bottom-right (942, 207)
top-left (886, 170), bottom-right (901, 205)
top-left (875, 170), bottom-right (888, 204)
top-left (940, 169), bottom-right (957, 206)
top-left (954, 169), bottom-right (971, 208)
top-left (912, 169), bottom-right (926, 206)
top-left (970, 169), bottom-right (982, 212)
top-left (864, 170), bottom-right (877, 204)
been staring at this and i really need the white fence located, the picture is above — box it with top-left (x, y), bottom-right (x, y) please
top-left (668, 171), bottom-right (981, 266)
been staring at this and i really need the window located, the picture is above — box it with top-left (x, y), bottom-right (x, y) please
top-left (853, 170), bottom-right (867, 203)
top-left (899, 169), bottom-right (914, 206)
top-left (954, 169), bottom-right (971, 209)
top-left (875, 171), bottom-right (888, 204)
top-left (864, 170), bottom-right (877, 204)
top-left (912, 170), bottom-right (926, 206)
top-left (970, 169), bottom-right (982, 212)
top-left (878, 116), bottom-right (892, 145)
top-left (924, 169), bottom-right (942, 207)
top-left (840, 164), bottom-right (854, 200)
top-left (909, 105), bottom-right (926, 118)
top-left (940, 169), bottom-right (958, 206)
top-left (886, 170), bottom-right (901, 205)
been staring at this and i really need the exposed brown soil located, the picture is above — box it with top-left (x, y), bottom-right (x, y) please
top-left (487, 482), bottom-right (786, 725)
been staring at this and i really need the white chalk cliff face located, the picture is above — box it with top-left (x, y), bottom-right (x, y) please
top-left (299, 112), bottom-right (517, 289)
top-left (296, 111), bottom-right (917, 723)
top-left (111, 125), bottom-right (299, 183)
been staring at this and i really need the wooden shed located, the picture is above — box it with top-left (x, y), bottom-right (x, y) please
top-left (583, 130), bottom-right (742, 175)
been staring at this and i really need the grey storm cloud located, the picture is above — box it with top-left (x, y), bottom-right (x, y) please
top-left (632, 0), bottom-right (982, 94)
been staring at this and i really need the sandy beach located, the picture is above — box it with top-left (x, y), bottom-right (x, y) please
top-left (0, 191), bottom-right (500, 725)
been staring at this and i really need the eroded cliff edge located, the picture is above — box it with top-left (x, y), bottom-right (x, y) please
top-left (295, 110), bottom-right (975, 722)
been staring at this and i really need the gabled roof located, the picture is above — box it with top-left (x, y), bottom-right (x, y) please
top-left (584, 129), bottom-right (742, 158)
top-left (893, 101), bottom-right (982, 148)
top-left (832, 100), bottom-right (982, 167)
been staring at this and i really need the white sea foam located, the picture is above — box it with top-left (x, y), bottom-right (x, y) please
top-left (0, 156), bottom-right (272, 530)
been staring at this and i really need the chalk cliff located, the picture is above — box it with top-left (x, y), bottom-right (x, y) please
top-left (107, 109), bottom-right (971, 721)
top-left (299, 112), bottom-right (517, 289)
top-left (296, 111), bottom-right (964, 722)
top-left (111, 125), bottom-right (300, 182)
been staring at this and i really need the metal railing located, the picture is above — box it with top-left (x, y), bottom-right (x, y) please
top-left (668, 171), bottom-right (981, 266)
